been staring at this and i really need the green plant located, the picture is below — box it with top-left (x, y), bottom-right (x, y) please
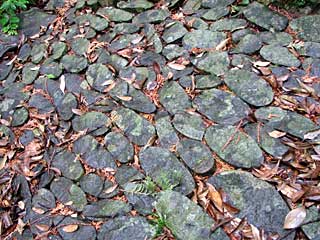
top-left (157, 171), bottom-right (182, 191)
top-left (0, 0), bottom-right (29, 35)
top-left (151, 212), bottom-right (168, 237)
top-left (123, 177), bottom-right (157, 196)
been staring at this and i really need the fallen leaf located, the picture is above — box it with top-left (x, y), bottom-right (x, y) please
top-left (167, 62), bottom-right (186, 70)
top-left (268, 130), bottom-right (286, 138)
top-left (207, 183), bottom-right (223, 212)
top-left (216, 38), bottom-right (230, 51)
top-left (35, 224), bottom-right (50, 232)
top-left (283, 207), bottom-right (306, 229)
top-left (253, 61), bottom-right (270, 67)
top-left (60, 75), bottom-right (66, 93)
top-left (117, 95), bottom-right (133, 101)
top-left (32, 207), bottom-right (45, 214)
top-left (62, 224), bottom-right (79, 233)
top-left (304, 129), bottom-right (320, 140)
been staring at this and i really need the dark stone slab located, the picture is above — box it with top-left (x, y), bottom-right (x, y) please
top-left (104, 132), bottom-right (134, 163)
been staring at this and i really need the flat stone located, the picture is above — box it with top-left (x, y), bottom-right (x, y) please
top-left (28, 94), bottom-right (54, 114)
top-left (50, 177), bottom-right (87, 211)
top-left (210, 18), bottom-right (247, 32)
top-left (208, 171), bottom-right (293, 239)
top-left (104, 132), bottom-right (134, 163)
top-left (111, 107), bottom-right (155, 146)
top-left (159, 81), bottom-right (191, 115)
top-left (85, 63), bottom-right (114, 92)
top-left (260, 45), bottom-right (301, 67)
top-left (155, 190), bottom-right (229, 240)
top-left (302, 206), bottom-right (320, 239)
top-left (233, 34), bottom-right (262, 54)
top-left (56, 217), bottom-right (96, 240)
top-left (243, 2), bottom-right (288, 31)
top-left (115, 165), bottom-right (144, 187)
top-left (80, 173), bottom-right (104, 197)
top-left (192, 51), bottom-right (229, 76)
top-left (72, 111), bottom-right (109, 132)
top-left (73, 135), bottom-right (98, 155)
top-left (133, 9), bottom-right (169, 24)
top-left (172, 112), bottom-right (206, 140)
top-left (31, 43), bottom-right (47, 64)
top-left (117, 0), bottom-right (154, 11)
top-left (155, 116), bottom-right (180, 149)
top-left (224, 69), bottom-right (274, 106)
top-left (177, 139), bottom-right (214, 174)
top-left (258, 32), bottom-right (293, 46)
top-left (109, 81), bottom-right (156, 113)
top-left (139, 147), bottom-right (195, 195)
top-left (51, 42), bottom-right (67, 60)
top-left (19, 8), bottom-right (56, 37)
top-left (290, 15), bottom-right (320, 42)
top-left (57, 93), bottom-right (77, 121)
top-left (298, 42), bottom-right (320, 58)
top-left (195, 74), bottom-right (222, 89)
top-left (87, 15), bottom-right (109, 31)
top-left (201, 0), bottom-right (235, 8)
top-left (205, 125), bottom-right (264, 168)
top-left (12, 107), bottom-right (29, 127)
top-left (83, 146), bottom-right (116, 170)
top-left (97, 216), bottom-right (156, 240)
top-left (193, 88), bottom-right (250, 124)
top-left (71, 38), bottom-right (90, 56)
top-left (162, 22), bottom-right (188, 43)
top-left (40, 61), bottom-right (63, 78)
top-left (244, 123), bottom-right (289, 158)
top-left (201, 7), bottom-right (229, 21)
top-left (61, 55), bottom-right (88, 73)
top-left (119, 66), bottom-right (155, 89)
top-left (255, 107), bottom-right (319, 139)
top-left (97, 7), bottom-right (134, 22)
top-left (182, 30), bottom-right (226, 50)
top-left (185, 16), bottom-right (208, 29)
top-left (83, 199), bottom-right (131, 218)
top-left (32, 188), bottom-right (56, 211)
top-left (18, 43), bottom-right (31, 62)
top-left (113, 23), bottom-right (140, 34)
top-left (0, 61), bottom-right (13, 81)
top-left (52, 150), bottom-right (84, 180)
top-left (162, 44), bottom-right (188, 61)
top-left (0, 33), bottom-right (19, 58)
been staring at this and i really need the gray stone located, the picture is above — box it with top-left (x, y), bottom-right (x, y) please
top-left (57, 93), bottom-right (77, 121)
top-left (71, 38), bottom-right (89, 56)
top-left (105, 132), bottom-right (134, 163)
top-left (57, 217), bottom-right (96, 240)
top-left (195, 74), bottom-right (222, 89)
top-left (50, 177), bottom-right (87, 211)
top-left (83, 199), bottom-right (131, 218)
top-left (193, 88), bottom-right (250, 124)
top-left (155, 116), bottom-right (180, 149)
top-left (233, 34), bottom-right (262, 54)
top-left (201, 0), bottom-right (235, 8)
top-left (109, 81), bottom-right (156, 113)
top-left (52, 150), bottom-right (84, 180)
top-left (19, 8), bottom-right (56, 37)
top-left (86, 63), bottom-right (114, 92)
top-left (117, 0), bottom-right (154, 12)
top-left (290, 15), bottom-right (320, 42)
top-left (133, 9), bottom-right (169, 24)
top-left (0, 33), bottom-right (19, 58)
top-left (172, 112), bottom-right (206, 140)
top-left (255, 107), bottom-right (319, 139)
top-left (113, 23), bottom-right (140, 34)
top-left (72, 111), bottom-right (109, 132)
top-left (83, 146), bottom-right (116, 170)
top-left (192, 51), bottom-right (229, 76)
top-left (51, 42), bottom-right (67, 60)
top-left (97, 216), bottom-right (156, 240)
top-left (201, 7), bottom-right (229, 21)
top-left (208, 171), bottom-right (293, 238)
top-left (61, 55), bottom-right (88, 73)
top-left (159, 81), bottom-right (191, 115)
top-left (177, 139), bottom-right (214, 174)
top-left (258, 32), bottom-right (293, 46)
top-left (210, 18), bottom-right (247, 32)
top-left (31, 43), bottom-right (47, 64)
top-left (73, 135), bottom-right (98, 155)
top-left (155, 190), bottom-right (228, 240)
top-left (0, 61), bottom-right (13, 81)
top-left (185, 16), bottom-right (208, 29)
top-left (12, 107), bottom-right (29, 127)
top-left (139, 147), bottom-right (195, 195)
top-left (244, 123), bottom-right (289, 158)
top-left (162, 44), bottom-right (188, 61)
top-left (40, 61), bottom-right (63, 78)
top-left (162, 22), bottom-right (188, 43)
top-left (205, 125), bottom-right (264, 168)
top-left (302, 206), bottom-right (320, 240)
top-left (298, 42), bottom-right (320, 58)
top-left (22, 63), bottom-right (39, 84)
top-left (115, 165), bottom-right (144, 187)
top-left (224, 69), bottom-right (274, 107)
top-left (80, 173), bottom-right (104, 196)
top-left (18, 43), bottom-right (31, 62)
top-left (32, 188), bottom-right (56, 211)
top-left (260, 45), bottom-right (301, 67)
top-left (182, 30), bottom-right (226, 50)
top-left (243, 2), bottom-right (288, 31)
top-left (111, 107), bottom-right (155, 146)
top-left (97, 7), bottom-right (134, 22)
top-left (29, 94), bottom-right (55, 114)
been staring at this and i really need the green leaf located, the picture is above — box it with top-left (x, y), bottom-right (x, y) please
top-left (46, 74), bottom-right (56, 79)
top-left (10, 16), bottom-right (19, 24)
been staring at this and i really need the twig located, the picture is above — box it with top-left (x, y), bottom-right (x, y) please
top-left (211, 217), bottom-right (234, 232)
top-left (221, 120), bottom-right (243, 151)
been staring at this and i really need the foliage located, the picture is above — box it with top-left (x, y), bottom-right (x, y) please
top-left (124, 177), bottom-right (157, 196)
top-left (0, 0), bottom-right (29, 35)
top-left (151, 212), bottom-right (168, 237)
top-left (157, 171), bottom-right (182, 191)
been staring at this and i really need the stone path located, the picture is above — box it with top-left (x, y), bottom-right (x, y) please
top-left (0, 0), bottom-right (320, 239)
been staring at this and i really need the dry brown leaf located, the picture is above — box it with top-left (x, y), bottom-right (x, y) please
top-left (117, 95), bottom-right (133, 101)
top-left (35, 224), bottom-right (50, 232)
top-left (167, 62), bottom-right (186, 70)
top-left (207, 183), bottom-right (223, 212)
top-left (32, 207), bottom-right (45, 214)
top-left (268, 130), bottom-right (286, 138)
top-left (283, 207), bottom-right (306, 229)
top-left (216, 38), bottom-right (230, 51)
top-left (62, 224), bottom-right (79, 233)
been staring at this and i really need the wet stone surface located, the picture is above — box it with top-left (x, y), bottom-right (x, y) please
top-left (2, 2), bottom-right (320, 240)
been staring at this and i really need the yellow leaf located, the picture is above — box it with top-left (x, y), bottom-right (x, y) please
top-left (62, 224), bottom-right (79, 233)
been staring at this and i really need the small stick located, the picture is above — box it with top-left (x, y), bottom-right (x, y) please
top-left (222, 120), bottom-right (243, 152)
